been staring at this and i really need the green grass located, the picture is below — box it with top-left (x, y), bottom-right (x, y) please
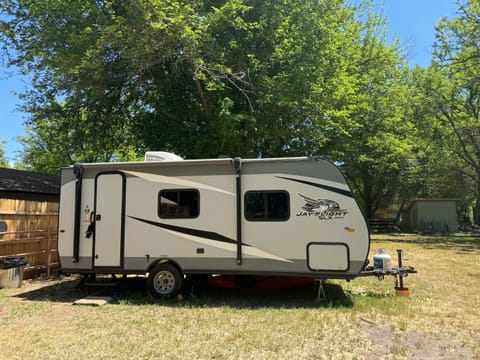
top-left (1, 234), bottom-right (479, 359)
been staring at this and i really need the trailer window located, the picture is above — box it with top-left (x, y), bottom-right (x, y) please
top-left (245, 191), bottom-right (289, 221)
top-left (159, 189), bottom-right (199, 218)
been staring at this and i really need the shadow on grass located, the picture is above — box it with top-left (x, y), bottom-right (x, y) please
top-left (14, 276), bottom-right (354, 309)
top-left (373, 233), bottom-right (480, 252)
top-left (184, 281), bottom-right (353, 309)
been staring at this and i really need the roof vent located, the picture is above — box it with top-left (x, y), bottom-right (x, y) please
top-left (144, 151), bottom-right (184, 162)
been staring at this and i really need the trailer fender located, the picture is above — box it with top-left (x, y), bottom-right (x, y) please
top-left (146, 258), bottom-right (182, 275)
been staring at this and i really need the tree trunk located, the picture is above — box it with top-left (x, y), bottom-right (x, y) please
top-left (474, 182), bottom-right (480, 225)
top-left (363, 183), bottom-right (374, 220)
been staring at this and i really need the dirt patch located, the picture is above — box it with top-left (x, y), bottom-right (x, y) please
top-left (356, 319), bottom-right (475, 359)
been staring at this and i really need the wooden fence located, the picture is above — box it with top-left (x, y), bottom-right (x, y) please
top-left (0, 229), bottom-right (59, 278)
top-left (0, 198), bottom-right (59, 278)
top-left (0, 198), bottom-right (58, 234)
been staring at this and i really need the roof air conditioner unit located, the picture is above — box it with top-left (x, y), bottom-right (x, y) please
top-left (144, 151), bottom-right (184, 162)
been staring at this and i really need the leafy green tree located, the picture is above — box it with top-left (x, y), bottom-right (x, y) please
top-left (433, 0), bottom-right (480, 224)
top-left (402, 65), bottom-right (474, 223)
top-left (325, 10), bottom-right (415, 219)
top-left (132, 0), bottom-right (370, 158)
top-left (1, 1), bottom-right (400, 160)
top-left (1, 0), bottom-right (260, 163)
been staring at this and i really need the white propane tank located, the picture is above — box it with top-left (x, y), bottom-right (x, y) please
top-left (373, 249), bottom-right (392, 270)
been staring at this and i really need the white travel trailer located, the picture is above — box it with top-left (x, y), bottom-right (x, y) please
top-left (58, 156), bottom-right (371, 298)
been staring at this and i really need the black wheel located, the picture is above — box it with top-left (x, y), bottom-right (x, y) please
top-left (147, 263), bottom-right (183, 299)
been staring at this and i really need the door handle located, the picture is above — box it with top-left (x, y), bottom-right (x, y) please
top-left (86, 211), bottom-right (95, 239)
top-left (95, 214), bottom-right (102, 221)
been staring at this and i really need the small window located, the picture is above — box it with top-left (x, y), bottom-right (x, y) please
top-left (245, 191), bottom-right (290, 221)
top-left (159, 189), bottom-right (199, 218)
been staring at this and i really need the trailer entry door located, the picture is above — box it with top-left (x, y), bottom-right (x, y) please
top-left (94, 172), bottom-right (125, 268)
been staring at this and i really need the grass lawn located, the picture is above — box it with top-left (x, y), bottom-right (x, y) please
top-left (1, 234), bottom-right (479, 359)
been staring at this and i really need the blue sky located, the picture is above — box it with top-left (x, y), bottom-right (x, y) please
top-left (0, 0), bottom-right (458, 164)
top-left (374, 0), bottom-right (457, 64)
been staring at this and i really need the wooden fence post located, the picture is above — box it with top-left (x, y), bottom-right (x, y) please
top-left (47, 228), bottom-right (51, 277)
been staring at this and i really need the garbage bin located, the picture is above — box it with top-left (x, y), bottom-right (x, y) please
top-left (0, 257), bottom-right (29, 289)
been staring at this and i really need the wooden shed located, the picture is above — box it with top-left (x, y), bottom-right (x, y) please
top-left (402, 198), bottom-right (458, 233)
top-left (0, 168), bottom-right (60, 278)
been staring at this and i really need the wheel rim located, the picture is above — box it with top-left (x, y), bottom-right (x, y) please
top-left (153, 270), bottom-right (176, 295)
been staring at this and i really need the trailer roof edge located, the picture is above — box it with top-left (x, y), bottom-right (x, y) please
top-left (60, 156), bottom-right (319, 170)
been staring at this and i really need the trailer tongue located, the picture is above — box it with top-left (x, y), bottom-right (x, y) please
top-left (359, 248), bottom-right (417, 296)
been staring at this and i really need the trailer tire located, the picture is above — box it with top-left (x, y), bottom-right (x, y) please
top-left (147, 263), bottom-right (183, 299)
